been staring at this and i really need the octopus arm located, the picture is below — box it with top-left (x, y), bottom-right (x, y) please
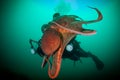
top-left (81, 6), bottom-right (103, 24)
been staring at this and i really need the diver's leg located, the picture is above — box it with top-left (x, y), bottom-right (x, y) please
top-left (76, 46), bottom-right (104, 70)
top-left (79, 48), bottom-right (104, 70)
top-left (88, 52), bottom-right (104, 70)
top-left (77, 47), bottom-right (90, 57)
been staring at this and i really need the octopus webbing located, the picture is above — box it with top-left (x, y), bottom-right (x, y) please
top-left (40, 7), bottom-right (103, 79)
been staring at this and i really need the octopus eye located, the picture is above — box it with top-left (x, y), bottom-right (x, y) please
top-left (66, 44), bottom-right (73, 52)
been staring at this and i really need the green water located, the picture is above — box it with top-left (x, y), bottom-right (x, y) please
top-left (1, 0), bottom-right (120, 80)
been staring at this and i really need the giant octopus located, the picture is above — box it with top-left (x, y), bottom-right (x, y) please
top-left (40, 7), bottom-right (103, 79)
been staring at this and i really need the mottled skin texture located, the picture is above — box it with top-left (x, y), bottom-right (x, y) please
top-left (41, 7), bottom-right (103, 79)
top-left (41, 28), bottom-right (61, 56)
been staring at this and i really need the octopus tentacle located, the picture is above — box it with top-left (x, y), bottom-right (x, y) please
top-left (81, 6), bottom-right (103, 24)
top-left (47, 33), bottom-right (76, 79)
top-left (52, 22), bottom-right (96, 35)
top-left (41, 56), bottom-right (51, 68)
top-left (48, 47), bottom-right (63, 79)
top-left (47, 32), bottom-right (64, 79)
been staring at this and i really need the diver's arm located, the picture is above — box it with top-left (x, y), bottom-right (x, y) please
top-left (29, 39), bottom-right (38, 47)
top-left (29, 39), bottom-right (39, 54)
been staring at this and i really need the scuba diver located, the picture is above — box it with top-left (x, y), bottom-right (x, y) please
top-left (29, 13), bottom-right (104, 71)
top-left (29, 36), bottom-right (104, 70)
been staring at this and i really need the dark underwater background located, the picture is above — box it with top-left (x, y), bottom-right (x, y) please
top-left (1, 0), bottom-right (120, 80)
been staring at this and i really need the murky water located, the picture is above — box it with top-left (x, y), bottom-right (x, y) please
top-left (1, 0), bottom-right (120, 80)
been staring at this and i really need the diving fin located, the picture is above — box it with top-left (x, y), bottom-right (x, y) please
top-left (90, 54), bottom-right (104, 70)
